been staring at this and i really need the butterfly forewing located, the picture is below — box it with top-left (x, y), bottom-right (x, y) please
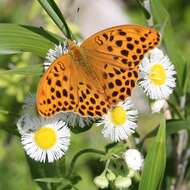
top-left (81, 25), bottom-right (160, 106)
top-left (81, 25), bottom-right (160, 68)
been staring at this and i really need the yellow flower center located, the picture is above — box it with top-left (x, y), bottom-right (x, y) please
top-left (111, 106), bottom-right (127, 126)
top-left (149, 64), bottom-right (167, 86)
top-left (34, 126), bottom-right (57, 149)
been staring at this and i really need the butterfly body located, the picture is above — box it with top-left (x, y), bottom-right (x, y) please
top-left (67, 40), bottom-right (104, 93)
top-left (36, 25), bottom-right (160, 118)
top-left (67, 40), bottom-right (84, 63)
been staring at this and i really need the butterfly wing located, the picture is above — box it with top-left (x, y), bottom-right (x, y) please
top-left (81, 24), bottom-right (160, 104)
top-left (81, 25), bottom-right (160, 67)
top-left (37, 25), bottom-right (160, 118)
top-left (36, 54), bottom-right (110, 117)
top-left (36, 55), bottom-right (74, 117)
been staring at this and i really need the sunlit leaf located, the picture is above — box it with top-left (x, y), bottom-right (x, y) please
top-left (0, 24), bottom-right (55, 57)
top-left (35, 177), bottom-right (69, 183)
top-left (0, 65), bottom-right (42, 76)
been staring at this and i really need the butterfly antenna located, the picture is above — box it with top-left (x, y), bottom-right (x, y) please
top-left (73, 7), bottom-right (80, 24)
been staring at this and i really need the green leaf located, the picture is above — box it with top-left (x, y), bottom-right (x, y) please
top-left (0, 64), bottom-right (43, 76)
top-left (0, 108), bottom-right (9, 115)
top-left (37, 0), bottom-right (72, 39)
top-left (35, 177), bottom-right (69, 183)
top-left (27, 157), bottom-right (63, 190)
top-left (137, 113), bottom-right (162, 141)
top-left (151, 0), bottom-right (185, 92)
top-left (101, 143), bottom-right (127, 161)
top-left (136, 0), bottom-right (151, 19)
top-left (166, 119), bottom-right (190, 135)
top-left (0, 23), bottom-right (55, 57)
top-left (182, 62), bottom-right (190, 94)
top-left (139, 116), bottom-right (166, 190)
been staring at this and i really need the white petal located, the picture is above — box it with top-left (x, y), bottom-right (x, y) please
top-left (149, 48), bottom-right (164, 63)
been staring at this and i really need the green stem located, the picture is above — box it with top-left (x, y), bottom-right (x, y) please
top-left (67, 148), bottom-right (106, 177)
top-left (102, 159), bottom-right (110, 175)
top-left (134, 172), bottom-right (141, 182)
top-left (126, 136), bottom-right (136, 148)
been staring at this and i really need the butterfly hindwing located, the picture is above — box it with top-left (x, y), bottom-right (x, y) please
top-left (36, 55), bottom-right (75, 117)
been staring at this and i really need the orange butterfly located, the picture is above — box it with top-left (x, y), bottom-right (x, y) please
top-left (36, 25), bottom-right (160, 118)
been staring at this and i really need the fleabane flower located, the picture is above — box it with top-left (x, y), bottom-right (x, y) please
top-left (139, 48), bottom-right (176, 99)
top-left (123, 149), bottom-right (144, 171)
top-left (99, 98), bottom-right (138, 142)
top-left (17, 115), bottom-right (70, 163)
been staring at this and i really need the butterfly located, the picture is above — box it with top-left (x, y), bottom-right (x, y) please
top-left (36, 25), bottom-right (160, 118)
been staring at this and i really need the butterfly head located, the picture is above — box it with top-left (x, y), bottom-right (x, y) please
top-left (66, 39), bottom-right (85, 64)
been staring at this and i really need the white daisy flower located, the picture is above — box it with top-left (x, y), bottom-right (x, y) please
top-left (43, 43), bottom-right (68, 71)
top-left (17, 115), bottom-right (70, 163)
top-left (123, 149), bottom-right (144, 171)
top-left (139, 48), bottom-right (176, 99)
top-left (99, 98), bottom-right (138, 142)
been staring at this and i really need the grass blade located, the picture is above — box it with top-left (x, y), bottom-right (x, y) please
top-left (166, 119), bottom-right (190, 135)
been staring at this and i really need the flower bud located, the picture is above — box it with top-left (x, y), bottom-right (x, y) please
top-left (106, 170), bottom-right (116, 181)
top-left (114, 176), bottom-right (132, 189)
top-left (128, 169), bottom-right (135, 178)
top-left (94, 175), bottom-right (109, 189)
top-left (123, 149), bottom-right (144, 171)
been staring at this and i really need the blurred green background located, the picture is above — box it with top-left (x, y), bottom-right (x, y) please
top-left (0, 0), bottom-right (189, 189)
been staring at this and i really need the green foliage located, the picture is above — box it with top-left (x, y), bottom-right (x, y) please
top-left (37, 0), bottom-right (72, 39)
top-left (166, 119), bottom-right (190, 135)
top-left (0, 0), bottom-right (190, 190)
top-left (139, 116), bottom-right (166, 190)
top-left (0, 24), bottom-right (55, 57)
top-left (151, 0), bottom-right (187, 93)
